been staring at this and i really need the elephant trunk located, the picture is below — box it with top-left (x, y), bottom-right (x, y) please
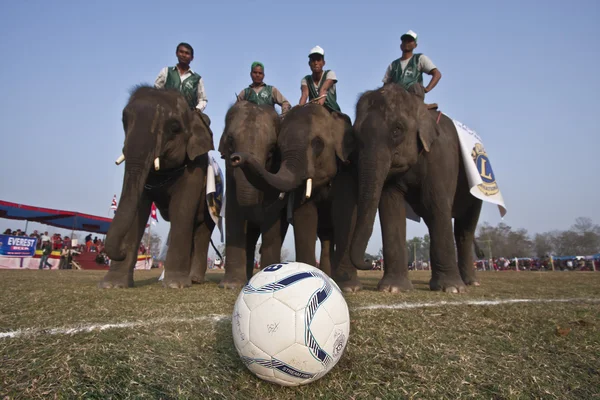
top-left (104, 157), bottom-right (152, 261)
top-left (233, 167), bottom-right (261, 208)
top-left (231, 149), bottom-right (304, 193)
top-left (350, 141), bottom-right (391, 270)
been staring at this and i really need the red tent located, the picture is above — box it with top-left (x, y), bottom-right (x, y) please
top-left (0, 200), bottom-right (112, 234)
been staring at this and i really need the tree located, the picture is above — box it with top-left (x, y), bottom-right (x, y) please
top-left (406, 236), bottom-right (424, 264)
top-left (281, 247), bottom-right (291, 262)
top-left (141, 231), bottom-right (162, 260)
top-left (364, 252), bottom-right (378, 262)
top-left (533, 233), bottom-right (554, 257)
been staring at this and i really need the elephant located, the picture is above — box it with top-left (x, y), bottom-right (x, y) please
top-left (217, 100), bottom-right (288, 289)
top-left (340, 83), bottom-right (482, 293)
top-left (100, 85), bottom-right (215, 288)
top-left (230, 104), bottom-right (355, 275)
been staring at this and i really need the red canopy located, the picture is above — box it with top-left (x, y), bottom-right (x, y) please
top-left (0, 200), bottom-right (112, 234)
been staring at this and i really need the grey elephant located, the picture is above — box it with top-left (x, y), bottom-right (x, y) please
top-left (230, 104), bottom-right (354, 275)
top-left (101, 86), bottom-right (215, 288)
top-left (338, 83), bottom-right (482, 293)
top-left (217, 101), bottom-right (289, 289)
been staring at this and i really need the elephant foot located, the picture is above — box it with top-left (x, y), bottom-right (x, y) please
top-left (377, 275), bottom-right (413, 293)
top-left (332, 269), bottom-right (362, 293)
top-left (190, 274), bottom-right (207, 284)
top-left (162, 273), bottom-right (192, 289)
top-left (98, 272), bottom-right (133, 289)
top-left (464, 279), bottom-right (480, 287)
top-left (336, 278), bottom-right (363, 293)
top-left (430, 274), bottom-right (467, 293)
top-left (218, 275), bottom-right (247, 290)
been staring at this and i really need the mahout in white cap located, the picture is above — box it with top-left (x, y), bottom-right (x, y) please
top-left (309, 45), bottom-right (325, 57)
top-left (400, 30), bottom-right (418, 42)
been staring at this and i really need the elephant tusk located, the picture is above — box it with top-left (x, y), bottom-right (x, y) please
top-left (279, 192), bottom-right (285, 200)
top-left (115, 154), bottom-right (125, 165)
top-left (305, 178), bottom-right (312, 199)
top-left (154, 157), bottom-right (160, 171)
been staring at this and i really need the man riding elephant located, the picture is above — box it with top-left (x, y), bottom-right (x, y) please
top-left (236, 62), bottom-right (291, 114)
top-left (299, 46), bottom-right (342, 113)
top-left (154, 42), bottom-right (210, 122)
top-left (382, 30), bottom-right (442, 101)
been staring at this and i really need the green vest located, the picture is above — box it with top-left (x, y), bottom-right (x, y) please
top-left (389, 54), bottom-right (423, 90)
top-left (304, 70), bottom-right (341, 112)
top-left (244, 85), bottom-right (275, 106)
top-left (164, 67), bottom-right (201, 109)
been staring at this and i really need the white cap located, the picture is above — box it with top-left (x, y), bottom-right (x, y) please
top-left (401, 30), bottom-right (418, 42)
top-left (308, 45), bottom-right (325, 57)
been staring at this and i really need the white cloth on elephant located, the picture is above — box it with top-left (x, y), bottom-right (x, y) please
top-left (154, 66), bottom-right (208, 112)
top-left (405, 116), bottom-right (507, 222)
top-left (206, 156), bottom-right (224, 242)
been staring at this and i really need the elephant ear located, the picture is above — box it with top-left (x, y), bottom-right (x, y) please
top-left (417, 105), bottom-right (440, 153)
top-left (331, 112), bottom-right (355, 162)
top-left (187, 111), bottom-right (215, 161)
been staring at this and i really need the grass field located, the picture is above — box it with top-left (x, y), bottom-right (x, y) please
top-left (1, 269), bottom-right (599, 399)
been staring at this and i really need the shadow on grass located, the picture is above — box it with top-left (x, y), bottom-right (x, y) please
top-left (134, 277), bottom-right (163, 287)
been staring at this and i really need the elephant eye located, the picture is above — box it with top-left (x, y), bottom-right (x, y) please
top-left (169, 121), bottom-right (182, 133)
top-left (226, 135), bottom-right (235, 151)
top-left (391, 124), bottom-right (406, 142)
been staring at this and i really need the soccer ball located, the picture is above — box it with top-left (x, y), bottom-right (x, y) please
top-left (231, 262), bottom-right (350, 386)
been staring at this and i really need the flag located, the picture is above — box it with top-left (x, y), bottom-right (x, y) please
top-left (150, 203), bottom-right (158, 225)
top-left (110, 195), bottom-right (118, 215)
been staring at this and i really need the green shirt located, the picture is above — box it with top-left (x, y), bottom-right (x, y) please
top-left (164, 66), bottom-right (202, 109)
top-left (304, 70), bottom-right (341, 112)
top-left (389, 54), bottom-right (423, 90)
top-left (243, 85), bottom-right (275, 106)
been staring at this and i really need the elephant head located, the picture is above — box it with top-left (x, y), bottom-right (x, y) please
top-left (231, 104), bottom-right (354, 195)
top-left (105, 86), bottom-right (214, 261)
top-left (350, 84), bottom-right (440, 269)
top-left (218, 101), bottom-right (280, 209)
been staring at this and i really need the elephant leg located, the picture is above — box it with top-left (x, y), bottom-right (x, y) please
top-left (318, 236), bottom-right (332, 277)
top-left (331, 168), bottom-right (361, 292)
top-left (455, 200), bottom-right (482, 286)
top-left (219, 198), bottom-right (248, 289)
top-left (378, 185), bottom-right (413, 292)
top-left (426, 214), bottom-right (466, 293)
top-left (163, 186), bottom-right (202, 289)
top-left (189, 217), bottom-right (214, 284)
top-left (293, 199), bottom-right (318, 266)
top-left (246, 223), bottom-right (261, 281)
top-left (260, 215), bottom-right (284, 270)
top-left (99, 197), bottom-right (151, 288)
top-left (316, 203), bottom-right (333, 277)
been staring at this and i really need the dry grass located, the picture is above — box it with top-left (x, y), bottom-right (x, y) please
top-left (1, 269), bottom-right (599, 399)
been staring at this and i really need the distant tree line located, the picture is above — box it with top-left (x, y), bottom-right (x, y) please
top-left (371, 217), bottom-right (600, 262)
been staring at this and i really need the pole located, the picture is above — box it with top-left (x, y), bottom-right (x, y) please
top-left (24, 220), bottom-right (29, 234)
top-left (550, 255), bottom-right (555, 271)
top-left (147, 222), bottom-right (152, 261)
top-left (413, 240), bottom-right (417, 270)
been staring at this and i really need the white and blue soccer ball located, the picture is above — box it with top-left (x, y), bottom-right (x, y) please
top-left (232, 262), bottom-right (350, 386)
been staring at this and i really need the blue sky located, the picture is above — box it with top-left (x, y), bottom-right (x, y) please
top-left (0, 0), bottom-right (598, 257)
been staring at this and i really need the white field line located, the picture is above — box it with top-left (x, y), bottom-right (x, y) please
top-left (1, 298), bottom-right (599, 340)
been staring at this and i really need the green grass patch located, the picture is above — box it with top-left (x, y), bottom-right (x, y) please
top-left (1, 270), bottom-right (599, 399)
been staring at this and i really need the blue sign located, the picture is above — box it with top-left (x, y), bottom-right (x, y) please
top-left (0, 234), bottom-right (38, 257)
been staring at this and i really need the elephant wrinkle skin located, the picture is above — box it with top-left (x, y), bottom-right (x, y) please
top-left (232, 104), bottom-right (355, 279)
top-left (344, 83), bottom-right (482, 293)
top-left (218, 101), bottom-right (289, 289)
top-left (100, 86), bottom-right (215, 289)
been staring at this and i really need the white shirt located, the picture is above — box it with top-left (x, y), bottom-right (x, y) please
top-left (154, 66), bottom-right (208, 112)
top-left (382, 55), bottom-right (436, 84)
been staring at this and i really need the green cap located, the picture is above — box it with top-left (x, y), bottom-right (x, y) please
top-left (251, 61), bottom-right (264, 71)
